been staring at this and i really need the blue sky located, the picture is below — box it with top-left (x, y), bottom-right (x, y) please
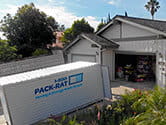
top-left (0, 0), bottom-right (166, 31)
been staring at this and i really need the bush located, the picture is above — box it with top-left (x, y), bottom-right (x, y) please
top-left (37, 115), bottom-right (84, 125)
top-left (38, 87), bottom-right (166, 125)
top-left (0, 40), bottom-right (20, 62)
top-left (124, 87), bottom-right (166, 125)
top-left (32, 48), bottom-right (49, 56)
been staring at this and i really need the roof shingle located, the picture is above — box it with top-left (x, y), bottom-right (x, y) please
top-left (82, 33), bottom-right (119, 48)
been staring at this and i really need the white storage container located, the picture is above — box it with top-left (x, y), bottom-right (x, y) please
top-left (0, 62), bottom-right (111, 125)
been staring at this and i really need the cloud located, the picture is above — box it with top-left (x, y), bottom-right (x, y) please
top-left (36, 5), bottom-right (99, 29)
top-left (108, 0), bottom-right (121, 6)
top-left (0, 5), bottom-right (18, 17)
top-left (0, 3), bottom-right (99, 31)
top-left (108, 1), bottom-right (115, 5)
top-left (0, 32), bottom-right (5, 39)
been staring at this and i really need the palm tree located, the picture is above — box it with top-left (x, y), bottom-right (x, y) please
top-left (145, 0), bottom-right (160, 20)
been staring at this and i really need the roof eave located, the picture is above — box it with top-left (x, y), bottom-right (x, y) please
top-left (96, 15), bottom-right (166, 37)
top-left (104, 44), bottom-right (119, 49)
top-left (63, 36), bottom-right (81, 51)
top-left (116, 17), bottom-right (166, 37)
top-left (81, 34), bottom-right (102, 48)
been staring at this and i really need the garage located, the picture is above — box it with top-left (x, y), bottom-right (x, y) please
top-left (115, 53), bottom-right (156, 82)
top-left (71, 54), bottom-right (96, 62)
top-left (64, 33), bottom-right (119, 64)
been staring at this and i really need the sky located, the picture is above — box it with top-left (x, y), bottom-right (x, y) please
top-left (0, 0), bottom-right (166, 38)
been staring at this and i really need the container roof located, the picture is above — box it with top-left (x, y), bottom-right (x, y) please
top-left (0, 62), bottom-right (97, 86)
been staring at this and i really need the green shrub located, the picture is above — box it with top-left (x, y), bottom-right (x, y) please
top-left (38, 115), bottom-right (84, 125)
top-left (32, 48), bottom-right (49, 56)
top-left (0, 40), bottom-right (20, 62)
top-left (124, 87), bottom-right (166, 125)
top-left (37, 87), bottom-right (166, 125)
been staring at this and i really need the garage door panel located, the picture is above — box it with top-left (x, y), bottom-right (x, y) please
top-left (72, 54), bottom-right (96, 62)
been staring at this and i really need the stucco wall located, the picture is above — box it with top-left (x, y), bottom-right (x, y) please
top-left (0, 50), bottom-right (64, 77)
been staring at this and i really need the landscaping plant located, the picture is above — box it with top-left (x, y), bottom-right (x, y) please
top-left (38, 87), bottom-right (166, 125)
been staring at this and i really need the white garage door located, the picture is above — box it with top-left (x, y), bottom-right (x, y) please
top-left (72, 54), bottom-right (96, 62)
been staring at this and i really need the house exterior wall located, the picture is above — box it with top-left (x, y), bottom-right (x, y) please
top-left (121, 23), bottom-right (155, 38)
top-left (101, 22), bottom-right (155, 40)
top-left (110, 39), bottom-right (166, 87)
top-left (156, 40), bottom-right (166, 87)
top-left (102, 49), bottom-right (115, 81)
top-left (116, 40), bottom-right (157, 53)
top-left (101, 23), bottom-right (121, 39)
top-left (100, 38), bottom-right (166, 87)
top-left (67, 39), bottom-right (100, 63)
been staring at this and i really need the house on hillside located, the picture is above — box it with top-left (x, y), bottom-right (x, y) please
top-left (64, 15), bottom-right (166, 88)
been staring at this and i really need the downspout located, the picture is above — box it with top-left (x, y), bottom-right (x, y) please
top-left (100, 47), bottom-right (103, 65)
top-left (120, 22), bottom-right (122, 38)
top-left (100, 48), bottom-right (108, 64)
top-left (155, 35), bottom-right (160, 87)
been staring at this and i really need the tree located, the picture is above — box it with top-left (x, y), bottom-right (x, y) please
top-left (0, 40), bottom-right (18, 62)
top-left (62, 18), bottom-right (94, 42)
top-left (0, 3), bottom-right (59, 57)
top-left (62, 28), bottom-right (74, 42)
top-left (145, 0), bottom-right (160, 20)
top-left (58, 25), bottom-right (65, 32)
top-left (125, 11), bottom-right (128, 17)
top-left (96, 12), bottom-right (113, 32)
top-left (96, 22), bottom-right (106, 31)
top-left (107, 13), bottom-right (111, 23)
top-left (96, 18), bottom-right (107, 31)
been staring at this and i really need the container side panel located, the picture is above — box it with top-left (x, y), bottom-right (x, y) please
top-left (3, 65), bottom-right (104, 125)
top-left (0, 87), bottom-right (11, 125)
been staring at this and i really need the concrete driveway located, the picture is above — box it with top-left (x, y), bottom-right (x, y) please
top-left (111, 80), bottom-right (155, 100)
